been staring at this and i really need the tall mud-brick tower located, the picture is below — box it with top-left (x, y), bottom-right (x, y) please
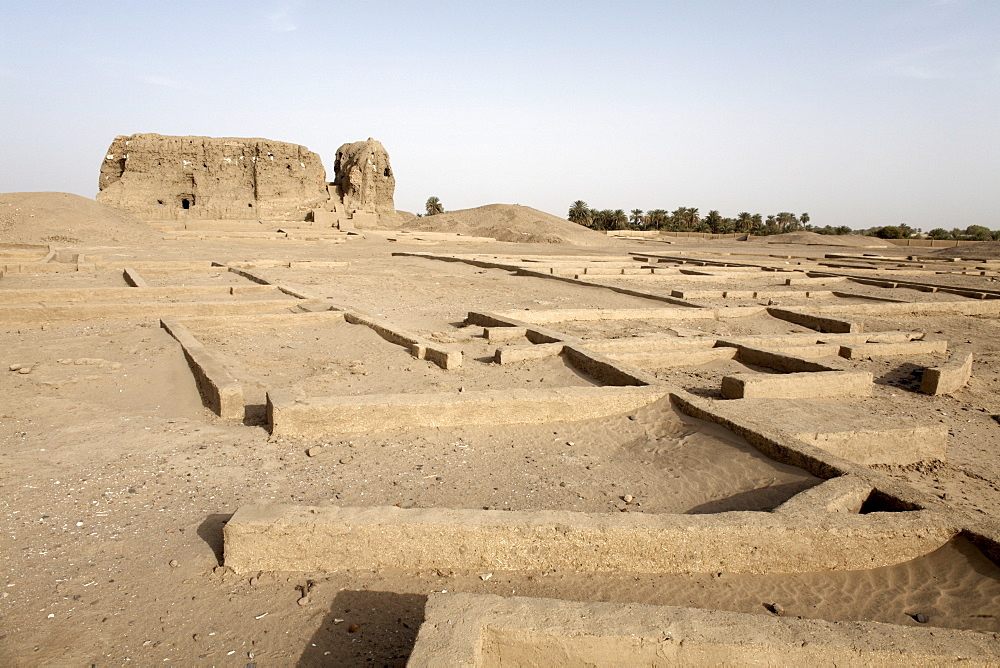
top-left (96, 133), bottom-right (329, 221)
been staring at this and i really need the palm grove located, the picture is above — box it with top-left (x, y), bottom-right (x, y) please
top-left (567, 201), bottom-right (827, 236)
top-left (567, 201), bottom-right (1000, 241)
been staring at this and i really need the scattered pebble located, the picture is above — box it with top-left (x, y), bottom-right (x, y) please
top-left (479, 573), bottom-right (493, 581)
top-left (9, 363), bottom-right (23, 371)
top-left (623, 494), bottom-right (634, 504)
top-left (306, 446), bottom-right (324, 457)
top-left (913, 613), bottom-right (929, 624)
top-left (169, 559), bottom-right (179, 568)
top-left (18, 367), bottom-right (31, 375)
top-left (348, 624), bottom-right (360, 633)
top-left (339, 456), bottom-right (353, 464)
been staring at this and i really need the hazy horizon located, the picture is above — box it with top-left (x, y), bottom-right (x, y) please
top-left (2, 1), bottom-right (998, 230)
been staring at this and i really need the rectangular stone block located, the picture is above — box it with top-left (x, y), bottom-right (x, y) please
top-left (495, 307), bottom-right (718, 324)
top-left (122, 267), bottom-right (147, 287)
top-left (921, 350), bottom-right (973, 395)
top-left (610, 347), bottom-right (738, 369)
top-left (585, 337), bottom-right (718, 353)
top-left (310, 210), bottom-right (340, 227)
top-left (839, 340), bottom-right (948, 359)
top-left (670, 290), bottom-right (724, 299)
top-left (773, 476), bottom-right (874, 515)
top-left (767, 308), bottom-right (859, 333)
top-left (713, 398), bottom-right (948, 466)
top-left (561, 345), bottom-right (660, 385)
top-left (721, 371), bottom-right (873, 399)
top-left (160, 318), bottom-right (244, 421)
top-left (494, 343), bottom-right (564, 364)
top-left (784, 276), bottom-right (847, 285)
top-left (795, 424), bottom-right (948, 466)
top-left (807, 300), bottom-right (1000, 317)
top-left (764, 343), bottom-right (842, 359)
top-left (409, 594), bottom-right (1000, 667)
top-left (0, 285), bottom-right (276, 304)
top-left (483, 326), bottom-right (528, 342)
top-left (266, 386), bottom-right (668, 439)
top-left (223, 503), bottom-right (954, 575)
top-left (0, 298), bottom-right (308, 324)
top-left (732, 345), bottom-right (842, 373)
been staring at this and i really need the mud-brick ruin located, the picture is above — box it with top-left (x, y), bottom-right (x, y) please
top-left (2, 133), bottom-right (1000, 664)
top-left (96, 133), bottom-right (396, 227)
top-left (331, 138), bottom-right (397, 223)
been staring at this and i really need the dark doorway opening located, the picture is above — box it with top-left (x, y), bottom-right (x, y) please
top-left (181, 198), bottom-right (191, 210)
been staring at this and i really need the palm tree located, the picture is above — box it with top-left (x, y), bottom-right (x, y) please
top-left (646, 209), bottom-right (668, 230)
top-left (591, 210), bottom-right (615, 230)
top-left (669, 207), bottom-right (686, 232)
top-left (776, 212), bottom-right (799, 232)
top-left (705, 210), bottom-right (724, 234)
top-left (735, 212), bottom-right (753, 234)
top-left (751, 214), bottom-right (763, 235)
top-left (611, 209), bottom-right (628, 230)
top-left (568, 201), bottom-right (591, 225)
top-left (425, 196), bottom-right (444, 216)
top-left (800, 212), bottom-right (810, 227)
top-left (629, 209), bottom-right (645, 227)
top-left (687, 208), bottom-right (701, 232)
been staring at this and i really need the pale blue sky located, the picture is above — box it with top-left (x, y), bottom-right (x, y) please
top-left (1, 1), bottom-right (998, 229)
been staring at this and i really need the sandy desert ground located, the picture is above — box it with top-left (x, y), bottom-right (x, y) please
top-left (2, 194), bottom-right (1000, 665)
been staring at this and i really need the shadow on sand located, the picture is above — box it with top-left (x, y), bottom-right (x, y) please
top-left (298, 590), bottom-right (427, 667)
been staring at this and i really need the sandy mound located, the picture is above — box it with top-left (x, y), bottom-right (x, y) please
top-left (398, 204), bottom-right (613, 245)
top-left (931, 241), bottom-right (1000, 259)
top-left (0, 192), bottom-right (160, 245)
top-left (749, 231), bottom-right (889, 248)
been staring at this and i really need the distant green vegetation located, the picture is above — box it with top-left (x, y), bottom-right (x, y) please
top-left (920, 225), bottom-right (1000, 242)
top-left (568, 201), bottom-right (999, 241)
top-left (859, 223), bottom-right (1000, 241)
top-left (567, 201), bottom-right (830, 236)
top-left (425, 196), bottom-right (445, 216)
